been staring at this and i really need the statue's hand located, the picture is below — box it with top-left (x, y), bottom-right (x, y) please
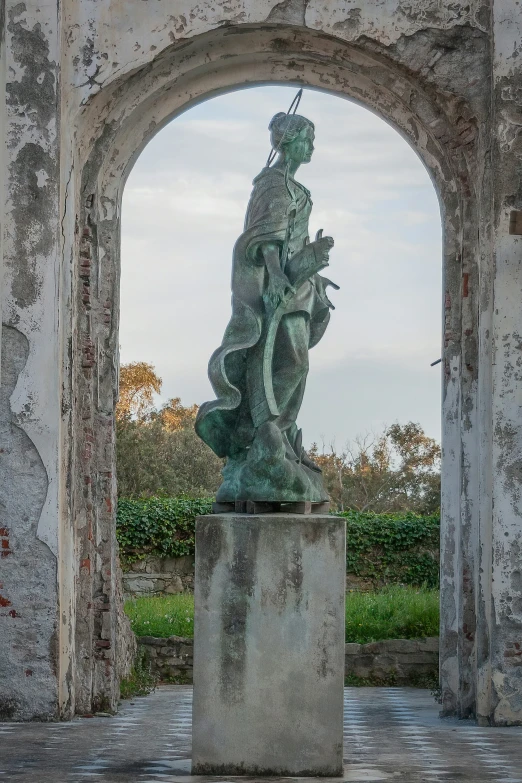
top-left (313, 235), bottom-right (334, 265)
top-left (265, 270), bottom-right (295, 309)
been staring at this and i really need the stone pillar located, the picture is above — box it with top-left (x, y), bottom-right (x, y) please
top-left (0, 2), bottom-right (5, 349)
top-left (476, 0), bottom-right (522, 727)
top-left (192, 514), bottom-right (345, 777)
top-left (0, 0), bottom-right (64, 721)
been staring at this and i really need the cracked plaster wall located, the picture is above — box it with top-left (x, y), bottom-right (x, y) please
top-left (1, 1), bottom-right (61, 720)
top-left (0, 1), bottom-right (5, 371)
top-left (487, 1), bottom-right (522, 727)
top-left (0, 0), bottom-right (520, 724)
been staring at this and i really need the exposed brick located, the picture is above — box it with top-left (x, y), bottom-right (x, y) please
top-left (80, 558), bottom-right (91, 574)
top-left (462, 272), bottom-right (469, 298)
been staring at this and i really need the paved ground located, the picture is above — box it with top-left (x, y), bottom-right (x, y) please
top-left (1, 686), bottom-right (522, 782)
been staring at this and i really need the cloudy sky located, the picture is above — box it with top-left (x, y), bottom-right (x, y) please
top-left (121, 86), bottom-right (443, 449)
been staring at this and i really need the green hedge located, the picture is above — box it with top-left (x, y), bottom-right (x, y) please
top-left (116, 498), bottom-right (440, 586)
top-left (341, 510), bottom-right (440, 588)
top-left (116, 496), bottom-right (212, 562)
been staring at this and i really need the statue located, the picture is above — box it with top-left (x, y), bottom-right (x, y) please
top-left (195, 96), bottom-right (338, 511)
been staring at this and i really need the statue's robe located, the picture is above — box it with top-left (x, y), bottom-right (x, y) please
top-left (196, 166), bottom-right (332, 459)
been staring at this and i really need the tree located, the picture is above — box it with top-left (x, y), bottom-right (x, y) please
top-left (116, 363), bottom-right (223, 497)
top-left (115, 361), bottom-right (440, 510)
top-left (157, 397), bottom-right (198, 431)
top-left (116, 361), bottom-right (162, 421)
top-left (309, 422), bottom-right (440, 514)
top-left (116, 415), bottom-right (223, 497)
top-left (386, 422), bottom-right (441, 512)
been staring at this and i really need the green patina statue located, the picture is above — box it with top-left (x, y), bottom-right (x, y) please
top-left (195, 106), bottom-right (338, 510)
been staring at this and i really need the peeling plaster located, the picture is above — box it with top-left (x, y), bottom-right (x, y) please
top-left (306, 0), bottom-right (490, 46)
top-left (267, 0), bottom-right (308, 26)
top-left (0, 326), bottom-right (56, 720)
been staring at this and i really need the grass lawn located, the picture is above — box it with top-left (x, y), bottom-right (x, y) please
top-left (125, 585), bottom-right (439, 644)
top-left (126, 593), bottom-right (195, 638)
top-left (344, 585), bottom-right (439, 643)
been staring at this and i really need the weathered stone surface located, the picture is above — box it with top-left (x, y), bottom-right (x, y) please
top-left (125, 554), bottom-right (194, 575)
top-left (125, 554), bottom-right (441, 597)
top-left (138, 636), bottom-right (165, 647)
top-left (164, 576), bottom-right (184, 594)
top-left (123, 555), bottom-right (194, 597)
top-left (115, 558), bottom-right (137, 691)
top-left (139, 635), bottom-right (440, 687)
top-left (138, 635), bottom-right (194, 681)
top-left (162, 556), bottom-right (194, 575)
top-left (192, 514), bottom-right (345, 776)
top-left (122, 572), bottom-right (185, 598)
top-left (344, 636), bottom-right (440, 685)
top-left (0, 327), bottom-right (56, 720)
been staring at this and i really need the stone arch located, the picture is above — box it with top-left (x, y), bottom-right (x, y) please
top-left (68, 24), bottom-right (481, 716)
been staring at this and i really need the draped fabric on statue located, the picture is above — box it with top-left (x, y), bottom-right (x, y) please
top-left (195, 166), bottom-right (331, 459)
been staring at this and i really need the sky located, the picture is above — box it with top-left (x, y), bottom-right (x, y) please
top-left (120, 86), bottom-right (443, 449)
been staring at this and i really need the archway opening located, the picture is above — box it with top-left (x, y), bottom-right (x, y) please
top-left (120, 85), bottom-right (442, 455)
top-left (117, 83), bottom-right (443, 656)
top-left (71, 24), bottom-right (475, 716)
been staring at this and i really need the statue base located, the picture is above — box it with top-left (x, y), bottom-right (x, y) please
top-left (192, 513), bottom-right (346, 777)
top-left (213, 499), bottom-right (330, 514)
top-left (215, 421), bottom-right (330, 505)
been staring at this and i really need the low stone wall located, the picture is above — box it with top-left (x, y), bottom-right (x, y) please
top-left (137, 636), bottom-right (439, 685)
top-left (123, 556), bottom-right (194, 599)
top-left (345, 637), bottom-right (439, 684)
top-left (123, 555), bottom-right (382, 599)
top-left (138, 636), bottom-right (194, 681)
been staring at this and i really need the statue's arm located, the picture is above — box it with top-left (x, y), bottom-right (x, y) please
top-left (260, 242), bottom-right (295, 308)
top-left (284, 234), bottom-right (334, 288)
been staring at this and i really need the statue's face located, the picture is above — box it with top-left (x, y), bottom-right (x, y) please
top-left (286, 125), bottom-right (315, 166)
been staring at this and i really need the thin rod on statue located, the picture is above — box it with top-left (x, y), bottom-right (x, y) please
top-left (266, 88), bottom-right (303, 168)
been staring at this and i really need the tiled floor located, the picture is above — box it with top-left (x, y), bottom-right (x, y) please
top-left (1, 686), bottom-right (522, 782)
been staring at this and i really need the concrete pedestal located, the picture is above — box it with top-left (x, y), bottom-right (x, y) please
top-left (191, 514), bottom-right (346, 777)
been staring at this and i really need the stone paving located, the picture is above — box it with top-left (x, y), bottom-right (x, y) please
top-left (1, 686), bottom-right (522, 782)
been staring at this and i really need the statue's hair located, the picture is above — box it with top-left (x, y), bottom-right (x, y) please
top-left (268, 112), bottom-right (314, 150)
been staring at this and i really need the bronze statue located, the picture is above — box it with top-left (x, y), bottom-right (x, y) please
top-left (196, 100), bottom-right (338, 510)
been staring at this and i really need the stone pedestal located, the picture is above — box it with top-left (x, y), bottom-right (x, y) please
top-left (192, 514), bottom-right (346, 777)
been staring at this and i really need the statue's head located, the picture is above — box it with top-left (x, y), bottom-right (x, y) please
top-left (268, 112), bottom-right (315, 167)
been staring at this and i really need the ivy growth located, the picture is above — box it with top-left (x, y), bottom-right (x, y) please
top-left (341, 510), bottom-right (440, 587)
top-left (116, 496), bottom-right (212, 563)
top-left (116, 498), bottom-right (440, 587)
